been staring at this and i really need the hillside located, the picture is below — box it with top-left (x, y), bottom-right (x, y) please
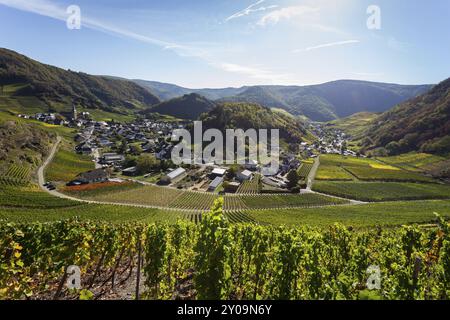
top-left (135, 79), bottom-right (431, 122)
top-left (141, 93), bottom-right (216, 120)
top-left (325, 112), bottom-right (379, 137)
top-left (0, 117), bottom-right (55, 177)
top-left (0, 48), bottom-right (160, 116)
top-left (133, 79), bottom-right (247, 101)
top-left (199, 102), bottom-right (310, 143)
top-left (219, 81), bottom-right (432, 121)
top-left (362, 78), bottom-right (450, 155)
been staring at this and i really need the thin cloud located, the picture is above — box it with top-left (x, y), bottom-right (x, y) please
top-left (350, 72), bottom-right (384, 77)
top-left (225, 0), bottom-right (278, 22)
top-left (0, 0), bottom-right (293, 82)
top-left (293, 40), bottom-right (360, 53)
top-left (216, 62), bottom-right (294, 83)
top-left (257, 5), bottom-right (318, 26)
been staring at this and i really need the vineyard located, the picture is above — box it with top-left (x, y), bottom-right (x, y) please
top-left (297, 161), bottom-right (313, 180)
top-left (239, 193), bottom-right (348, 209)
top-left (315, 154), bottom-right (439, 185)
top-left (0, 164), bottom-right (32, 187)
top-left (377, 153), bottom-right (446, 172)
top-left (45, 147), bottom-right (95, 182)
top-left (223, 196), bottom-right (249, 211)
top-left (170, 192), bottom-right (218, 211)
top-left (0, 184), bottom-right (81, 209)
top-left (237, 174), bottom-right (261, 194)
top-left (344, 166), bottom-right (436, 183)
top-left (66, 181), bottom-right (349, 211)
top-left (78, 184), bottom-right (184, 207)
top-left (312, 181), bottom-right (450, 202)
top-left (1, 199), bottom-right (450, 300)
top-left (247, 200), bottom-right (450, 227)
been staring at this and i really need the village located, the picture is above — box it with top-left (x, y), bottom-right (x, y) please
top-left (19, 104), bottom-right (357, 195)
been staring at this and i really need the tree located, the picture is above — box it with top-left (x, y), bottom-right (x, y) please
top-left (123, 155), bottom-right (138, 168)
top-left (226, 165), bottom-right (239, 180)
top-left (340, 141), bottom-right (347, 154)
top-left (386, 141), bottom-right (401, 155)
top-left (129, 144), bottom-right (142, 156)
top-left (136, 154), bottom-right (159, 175)
top-left (117, 139), bottom-right (127, 154)
top-left (286, 169), bottom-right (300, 189)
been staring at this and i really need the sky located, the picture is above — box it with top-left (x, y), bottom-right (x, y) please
top-left (0, 0), bottom-right (449, 88)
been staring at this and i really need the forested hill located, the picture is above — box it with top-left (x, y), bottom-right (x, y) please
top-left (135, 78), bottom-right (432, 122)
top-left (141, 93), bottom-right (216, 120)
top-left (362, 78), bottom-right (450, 155)
top-left (218, 81), bottom-right (432, 121)
top-left (0, 48), bottom-right (160, 114)
top-left (199, 102), bottom-right (310, 143)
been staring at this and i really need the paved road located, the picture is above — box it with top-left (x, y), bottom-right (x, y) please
top-left (306, 156), bottom-right (320, 191)
top-left (302, 156), bottom-right (366, 205)
top-left (37, 136), bottom-right (61, 187)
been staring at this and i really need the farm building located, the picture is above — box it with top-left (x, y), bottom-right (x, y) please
top-left (67, 169), bottom-right (109, 186)
top-left (245, 159), bottom-right (258, 171)
top-left (224, 181), bottom-right (240, 193)
top-left (165, 167), bottom-right (186, 183)
top-left (237, 170), bottom-right (253, 181)
top-left (122, 166), bottom-right (138, 176)
top-left (211, 168), bottom-right (227, 177)
top-left (208, 177), bottom-right (223, 191)
top-left (261, 166), bottom-right (278, 176)
top-left (101, 153), bottom-right (125, 165)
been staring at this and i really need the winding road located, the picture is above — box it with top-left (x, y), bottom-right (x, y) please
top-left (37, 138), bottom-right (366, 212)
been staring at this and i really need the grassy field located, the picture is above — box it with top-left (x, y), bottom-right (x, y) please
top-left (318, 154), bottom-right (436, 183)
top-left (315, 165), bottom-right (354, 181)
top-left (247, 200), bottom-right (450, 228)
top-left (343, 165), bottom-right (436, 183)
top-left (377, 153), bottom-right (447, 172)
top-left (45, 146), bottom-right (95, 182)
top-left (313, 181), bottom-right (450, 202)
top-left (78, 107), bottom-right (135, 123)
top-left (319, 154), bottom-right (379, 167)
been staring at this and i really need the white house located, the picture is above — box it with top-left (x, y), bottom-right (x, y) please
top-left (166, 167), bottom-right (186, 182)
top-left (208, 176), bottom-right (223, 191)
top-left (211, 168), bottom-right (227, 177)
top-left (237, 170), bottom-right (253, 181)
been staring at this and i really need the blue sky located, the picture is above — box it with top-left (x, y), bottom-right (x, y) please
top-left (0, 0), bottom-right (449, 88)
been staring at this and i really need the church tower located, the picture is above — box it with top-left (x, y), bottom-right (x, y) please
top-left (72, 102), bottom-right (77, 121)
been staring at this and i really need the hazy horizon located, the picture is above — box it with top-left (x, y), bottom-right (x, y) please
top-left (1, 0), bottom-right (449, 88)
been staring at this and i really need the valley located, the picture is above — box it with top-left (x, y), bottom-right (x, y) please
top-left (1, 48), bottom-right (449, 301)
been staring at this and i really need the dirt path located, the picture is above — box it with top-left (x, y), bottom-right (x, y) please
top-left (37, 136), bottom-right (61, 187)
